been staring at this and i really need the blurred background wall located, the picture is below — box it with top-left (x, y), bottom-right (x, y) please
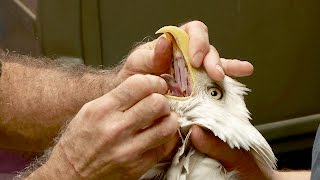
top-left (1, 0), bottom-right (319, 170)
top-left (0, 0), bottom-right (40, 56)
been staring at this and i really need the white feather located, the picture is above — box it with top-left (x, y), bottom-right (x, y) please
top-left (141, 68), bottom-right (276, 180)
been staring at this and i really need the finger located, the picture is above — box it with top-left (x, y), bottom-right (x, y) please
top-left (109, 74), bottom-right (168, 111)
top-left (133, 112), bottom-right (179, 152)
top-left (123, 93), bottom-right (171, 132)
top-left (141, 133), bottom-right (180, 166)
top-left (221, 58), bottom-right (254, 77)
top-left (180, 21), bottom-right (210, 68)
top-left (190, 125), bottom-right (244, 168)
top-left (152, 37), bottom-right (172, 74)
top-left (158, 133), bottom-right (180, 162)
top-left (203, 46), bottom-right (225, 81)
top-left (126, 37), bottom-right (172, 75)
top-left (135, 38), bottom-right (157, 50)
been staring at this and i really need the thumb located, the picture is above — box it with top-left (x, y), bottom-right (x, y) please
top-left (150, 37), bottom-right (172, 74)
top-left (190, 125), bottom-right (247, 170)
top-left (122, 37), bottom-right (172, 78)
top-left (190, 126), bottom-right (270, 180)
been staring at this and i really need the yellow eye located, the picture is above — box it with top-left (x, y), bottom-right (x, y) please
top-left (207, 87), bottom-right (223, 100)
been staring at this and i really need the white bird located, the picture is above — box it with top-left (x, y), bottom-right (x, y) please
top-left (141, 26), bottom-right (277, 180)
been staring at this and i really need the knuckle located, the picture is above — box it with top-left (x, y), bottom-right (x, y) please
top-left (149, 93), bottom-right (170, 114)
top-left (131, 106), bottom-right (145, 122)
top-left (157, 128), bottom-right (172, 142)
top-left (81, 101), bottom-right (93, 112)
top-left (157, 117), bottom-right (178, 139)
top-left (111, 85), bottom-right (130, 102)
top-left (129, 74), bottom-right (153, 92)
top-left (221, 59), bottom-right (230, 73)
top-left (112, 153), bottom-right (128, 165)
top-left (169, 118), bottom-right (179, 134)
top-left (83, 98), bottom-right (115, 121)
top-left (144, 74), bottom-right (159, 83)
top-left (143, 75), bottom-right (166, 94)
top-left (169, 112), bottom-right (179, 126)
top-left (210, 45), bottom-right (219, 56)
top-left (142, 74), bottom-right (155, 85)
top-left (191, 20), bottom-right (208, 32)
top-left (101, 121), bottom-right (124, 143)
top-left (127, 74), bottom-right (144, 83)
top-left (80, 101), bottom-right (95, 118)
top-left (126, 74), bottom-right (153, 93)
top-left (166, 115), bottom-right (179, 135)
top-left (112, 148), bottom-right (138, 165)
top-left (147, 75), bottom-right (168, 93)
top-left (97, 98), bottom-right (115, 113)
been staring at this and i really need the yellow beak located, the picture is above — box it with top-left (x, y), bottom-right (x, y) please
top-left (156, 26), bottom-right (196, 100)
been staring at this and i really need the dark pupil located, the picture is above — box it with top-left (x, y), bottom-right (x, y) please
top-left (211, 90), bottom-right (218, 96)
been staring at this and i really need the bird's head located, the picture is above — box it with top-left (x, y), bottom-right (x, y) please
top-left (156, 26), bottom-right (276, 172)
top-left (156, 26), bottom-right (251, 135)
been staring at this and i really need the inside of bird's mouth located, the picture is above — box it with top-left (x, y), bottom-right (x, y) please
top-left (161, 48), bottom-right (192, 97)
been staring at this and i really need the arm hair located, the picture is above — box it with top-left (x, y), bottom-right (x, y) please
top-left (0, 51), bottom-right (122, 152)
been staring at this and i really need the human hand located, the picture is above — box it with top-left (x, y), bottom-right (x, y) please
top-left (40, 75), bottom-right (179, 180)
top-left (180, 21), bottom-right (258, 179)
top-left (190, 126), bottom-right (271, 180)
top-left (187, 42), bottom-right (262, 179)
top-left (117, 20), bottom-right (254, 83)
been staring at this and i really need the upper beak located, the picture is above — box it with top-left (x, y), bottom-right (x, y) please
top-left (156, 26), bottom-right (196, 100)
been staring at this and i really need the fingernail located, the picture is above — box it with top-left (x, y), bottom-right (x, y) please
top-left (215, 64), bottom-right (225, 77)
top-left (156, 37), bottom-right (165, 50)
top-left (156, 37), bottom-right (171, 54)
top-left (193, 52), bottom-right (204, 68)
top-left (160, 78), bottom-right (169, 91)
top-left (158, 36), bottom-right (165, 44)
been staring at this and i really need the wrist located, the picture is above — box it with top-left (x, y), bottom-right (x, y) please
top-left (26, 144), bottom-right (82, 180)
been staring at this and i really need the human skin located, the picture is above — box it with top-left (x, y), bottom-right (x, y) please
top-left (25, 74), bottom-right (180, 179)
top-left (0, 21), bottom-right (254, 152)
top-left (0, 20), bottom-right (258, 179)
top-left (0, 55), bottom-right (120, 152)
top-left (21, 21), bottom-right (256, 179)
top-left (24, 47), bottom-right (255, 180)
top-left (191, 123), bottom-right (311, 179)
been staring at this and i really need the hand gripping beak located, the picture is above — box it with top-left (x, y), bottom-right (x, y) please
top-left (156, 26), bottom-right (196, 100)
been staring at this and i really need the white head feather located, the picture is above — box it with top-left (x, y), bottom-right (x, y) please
top-left (169, 69), bottom-right (277, 177)
top-left (140, 26), bottom-right (276, 180)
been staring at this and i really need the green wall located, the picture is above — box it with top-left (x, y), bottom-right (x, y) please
top-left (38, 0), bottom-right (320, 126)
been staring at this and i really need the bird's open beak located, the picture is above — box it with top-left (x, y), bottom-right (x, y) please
top-left (156, 26), bottom-right (196, 100)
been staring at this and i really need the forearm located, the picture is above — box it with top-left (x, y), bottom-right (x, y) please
top-left (272, 170), bottom-right (311, 180)
top-left (0, 53), bottom-right (121, 151)
top-left (19, 145), bottom-right (80, 180)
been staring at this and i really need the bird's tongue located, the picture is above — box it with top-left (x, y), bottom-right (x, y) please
top-left (161, 74), bottom-right (184, 96)
top-left (161, 50), bottom-right (192, 97)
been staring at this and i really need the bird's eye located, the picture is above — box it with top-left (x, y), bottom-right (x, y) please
top-left (207, 87), bottom-right (223, 100)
